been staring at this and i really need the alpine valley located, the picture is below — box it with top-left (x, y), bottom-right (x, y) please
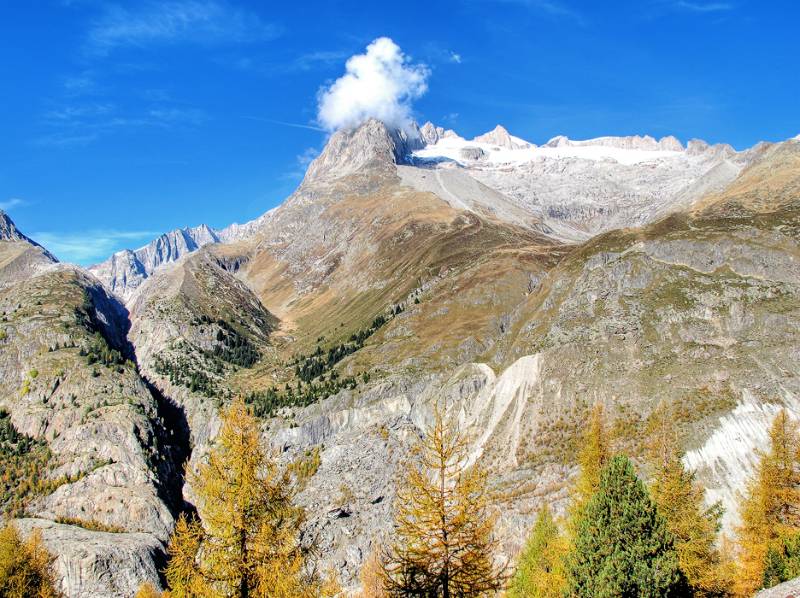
top-left (2, 119), bottom-right (800, 596)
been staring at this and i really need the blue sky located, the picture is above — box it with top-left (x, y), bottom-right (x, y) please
top-left (1, 1), bottom-right (798, 264)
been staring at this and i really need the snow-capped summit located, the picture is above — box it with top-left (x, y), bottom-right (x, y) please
top-left (545, 134), bottom-right (684, 152)
top-left (419, 121), bottom-right (459, 146)
top-left (473, 125), bottom-right (532, 150)
top-left (413, 129), bottom-right (686, 167)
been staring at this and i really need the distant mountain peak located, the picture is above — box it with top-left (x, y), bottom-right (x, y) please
top-left (419, 121), bottom-right (458, 146)
top-left (90, 223), bottom-right (222, 300)
top-left (473, 125), bottom-right (532, 150)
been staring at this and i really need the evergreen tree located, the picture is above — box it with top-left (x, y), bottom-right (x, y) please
top-left (508, 504), bottom-right (567, 598)
top-left (761, 532), bottom-right (800, 588)
top-left (568, 402), bottom-right (610, 534)
top-left (737, 409), bottom-right (800, 595)
top-left (647, 401), bottom-right (729, 596)
top-left (382, 406), bottom-right (507, 597)
top-left (164, 399), bottom-right (318, 598)
top-left (0, 524), bottom-right (61, 598)
top-left (565, 455), bottom-right (687, 597)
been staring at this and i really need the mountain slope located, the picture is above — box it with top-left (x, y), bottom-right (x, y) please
top-left (0, 214), bottom-right (189, 597)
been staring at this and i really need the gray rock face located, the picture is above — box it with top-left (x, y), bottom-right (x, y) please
top-left (15, 519), bottom-right (165, 598)
top-left (455, 139), bottom-right (749, 239)
top-left (756, 577), bottom-right (800, 597)
top-left (459, 146), bottom-right (487, 161)
top-left (88, 212), bottom-right (275, 302)
top-left (89, 224), bottom-right (221, 300)
top-left (303, 118), bottom-right (422, 183)
top-left (0, 210), bottom-right (32, 242)
top-left (0, 230), bottom-right (189, 597)
top-left (419, 121), bottom-right (444, 145)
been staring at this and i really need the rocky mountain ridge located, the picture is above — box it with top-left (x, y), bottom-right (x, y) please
top-left (4, 119), bottom-right (800, 596)
top-left (90, 120), bottom-right (770, 299)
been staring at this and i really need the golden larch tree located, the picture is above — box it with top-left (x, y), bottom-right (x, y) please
top-left (646, 401), bottom-right (730, 596)
top-left (135, 581), bottom-right (165, 598)
top-left (736, 408), bottom-right (800, 595)
top-left (0, 524), bottom-right (61, 598)
top-left (568, 401), bottom-right (610, 533)
top-left (164, 399), bottom-right (316, 598)
top-left (382, 405), bottom-right (507, 597)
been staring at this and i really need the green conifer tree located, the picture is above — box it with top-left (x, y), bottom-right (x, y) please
top-left (565, 455), bottom-right (687, 597)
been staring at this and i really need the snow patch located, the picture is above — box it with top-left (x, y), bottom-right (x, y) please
top-left (413, 134), bottom-right (684, 167)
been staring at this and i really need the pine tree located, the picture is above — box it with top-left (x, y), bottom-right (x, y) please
top-left (568, 402), bottom-right (610, 533)
top-left (382, 406), bottom-right (507, 597)
top-left (565, 455), bottom-right (687, 597)
top-left (737, 408), bottom-right (800, 595)
top-left (507, 504), bottom-right (567, 598)
top-left (646, 401), bottom-right (729, 596)
top-left (0, 524), bottom-right (61, 598)
top-left (164, 399), bottom-right (317, 598)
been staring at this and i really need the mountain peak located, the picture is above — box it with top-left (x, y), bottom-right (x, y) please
top-left (0, 210), bottom-right (58, 266)
top-left (473, 125), bottom-right (531, 150)
top-left (89, 223), bottom-right (224, 300)
top-left (303, 118), bottom-right (423, 183)
top-left (0, 210), bottom-right (29, 242)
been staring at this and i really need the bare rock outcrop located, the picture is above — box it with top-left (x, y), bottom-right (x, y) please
top-left (15, 518), bottom-right (165, 598)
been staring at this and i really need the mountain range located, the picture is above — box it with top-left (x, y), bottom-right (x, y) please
top-left (1, 119), bottom-right (799, 596)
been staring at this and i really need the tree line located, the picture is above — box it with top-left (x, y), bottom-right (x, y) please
top-left (3, 398), bottom-right (800, 597)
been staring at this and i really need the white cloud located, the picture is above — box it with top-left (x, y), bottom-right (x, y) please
top-left (472, 0), bottom-right (583, 22)
top-left (672, 1), bottom-right (733, 12)
top-left (87, 1), bottom-right (280, 54)
top-left (296, 147), bottom-right (320, 168)
top-left (317, 37), bottom-right (430, 132)
top-left (0, 198), bottom-right (26, 211)
top-left (31, 229), bottom-right (157, 265)
top-left (35, 102), bottom-right (208, 147)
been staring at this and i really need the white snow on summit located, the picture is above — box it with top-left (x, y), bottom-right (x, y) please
top-left (403, 124), bottom-right (755, 241)
top-left (413, 130), bottom-right (684, 167)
